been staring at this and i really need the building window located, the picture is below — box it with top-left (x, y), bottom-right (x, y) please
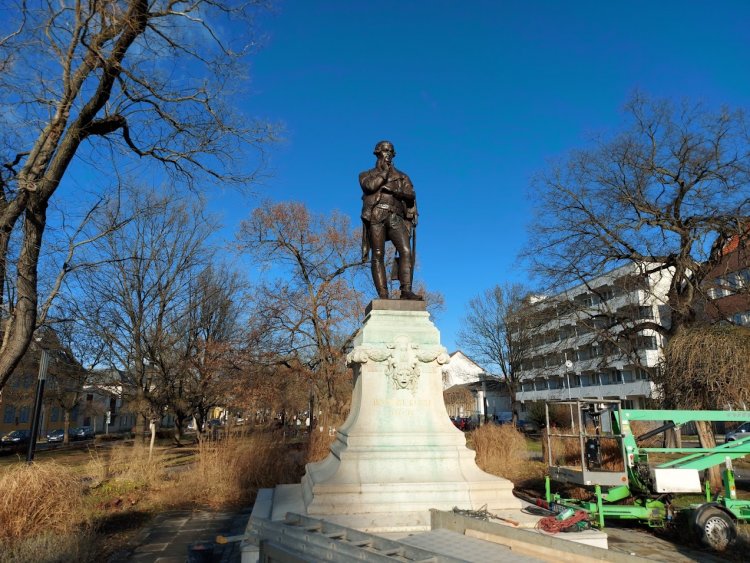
top-left (638, 306), bottom-right (654, 319)
top-left (51, 407), bottom-right (60, 423)
top-left (591, 345), bottom-right (605, 358)
top-left (636, 335), bottom-right (658, 350)
top-left (621, 370), bottom-right (635, 383)
top-left (599, 372), bottom-right (613, 385)
top-left (727, 272), bottom-right (743, 291)
top-left (3, 405), bottom-right (15, 424)
top-left (577, 294), bottom-right (598, 307)
top-left (598, 288), bottom-right (615, 302)
top-left (19, 406), bottom-right (30, 423)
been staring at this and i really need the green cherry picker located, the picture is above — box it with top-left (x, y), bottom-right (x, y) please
top-left (540, 399), bottom-right (750, 551)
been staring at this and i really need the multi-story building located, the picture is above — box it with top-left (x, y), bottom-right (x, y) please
top-left (515, 263), bottom-right (674, 410)
top-left (702, 233), bottom-right (750, 326)
top-left (0, 330), bottom-right (92, 437)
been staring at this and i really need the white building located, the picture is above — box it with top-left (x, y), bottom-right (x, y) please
top-left (441, 351), bottom-right (512, 422)
top-left (441, 350), bottom-right (485, 389)
top-left (516, 263), bottom-right (673, 410)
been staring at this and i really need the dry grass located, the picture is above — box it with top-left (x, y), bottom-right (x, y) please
top-left (307, 414), bottom-right (346, 463)
top-left (87, 442), bottom-right (167, 487)
top-left (469, 424), bottom-right (529, 481)
top-left (165, 431), bottom-right (306, 508)
top-left (0, 530), bottom-right (98, 563)
top-left (0, 430), bottom-right (310, 561)
top-left (0, 462), bottom-right (90, 561)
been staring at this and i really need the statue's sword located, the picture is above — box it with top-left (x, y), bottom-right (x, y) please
top-left (410, 222), bottom-right (417, 287)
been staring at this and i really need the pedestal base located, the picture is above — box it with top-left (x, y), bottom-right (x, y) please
top-left (301, 300), bottom-right (520, 528)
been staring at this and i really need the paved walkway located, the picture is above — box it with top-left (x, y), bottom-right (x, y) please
top-left (113, 505), bottom-right (738, 562)
top-left (605, 525), bottom-right (730, 562)
top-left (112, 507), bottom-right (252, 563)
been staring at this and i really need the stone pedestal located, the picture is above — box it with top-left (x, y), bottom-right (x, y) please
top-left (299, 300), bottom-right (520, 531)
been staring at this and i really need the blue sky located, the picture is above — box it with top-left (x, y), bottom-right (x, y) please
top-left (211, 1), bottom-right (750, 353)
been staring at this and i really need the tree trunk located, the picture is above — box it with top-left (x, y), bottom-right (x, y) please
top-left (0, 227), bottom-right (11, 311)
top-left (695, 420), bottom-right (722, 492)
top-left (192, 415), bottom-right (202, 444)
top-left (63, 411), bottom-right (71, 445)
top-left (173, 412), bottom-right (186, 446)
top-left (664, 427), bottom-right (682, 448)
top-left (510, 395), bottom-right (519, 427)
top-left (0, 203), bottom-right (46, 390)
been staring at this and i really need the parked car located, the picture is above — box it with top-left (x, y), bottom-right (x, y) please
top-left (70, 426), bottom-right (95, 441)
top-left (46, 428), bottom-right (67, 443)
top-left (1, 429), bottom-right (31, 448)
top-left (725, 421), bottom-right (750, 443)
top-left (451, 417), bottom-right (473, 431)
top-left (518, 419), bottom-right (540, 434)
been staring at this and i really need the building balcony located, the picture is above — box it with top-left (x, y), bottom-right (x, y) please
top-left (517, 379), bottom-right (655, 403)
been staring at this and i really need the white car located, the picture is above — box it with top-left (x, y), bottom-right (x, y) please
top-left (725, 421), bottom-right (750, 443)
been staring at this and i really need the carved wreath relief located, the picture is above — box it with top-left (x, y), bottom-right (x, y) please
top-left (346, 335), bottom-right (450, 393)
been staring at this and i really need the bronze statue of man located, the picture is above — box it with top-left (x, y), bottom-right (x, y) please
top-left (359, 140), bottom-right (422, 300)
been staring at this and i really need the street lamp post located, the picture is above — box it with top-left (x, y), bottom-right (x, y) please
top-left (565, 359), bottom-right (575, 431)
top-left (27, 350), bottom-right (50, 463)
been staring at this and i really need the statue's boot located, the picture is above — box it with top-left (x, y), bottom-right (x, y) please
top-left (399, 285), bottom-right (423, 300)
top-left (372, 261), bottom-right (389, 299)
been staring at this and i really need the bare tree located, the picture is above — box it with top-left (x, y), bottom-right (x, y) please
top-left (68, 186), bottom-right (215, 447)
top-left (0, 0), bottom-right (272, 392)
top-left (526, 94), bottom-right (750, 341)
top-left (237, 201), bottom-right (369, 411)
top-left (458, 283), bottom-right (541, 426)
top-left (171, 264), bottom-right (246, 441)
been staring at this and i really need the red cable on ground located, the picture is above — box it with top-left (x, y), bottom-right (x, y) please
top-left (536, 510), bottom-right (589, 534)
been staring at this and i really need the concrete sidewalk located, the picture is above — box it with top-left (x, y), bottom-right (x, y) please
top-left (111, 506), bottom-right (252, 563)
